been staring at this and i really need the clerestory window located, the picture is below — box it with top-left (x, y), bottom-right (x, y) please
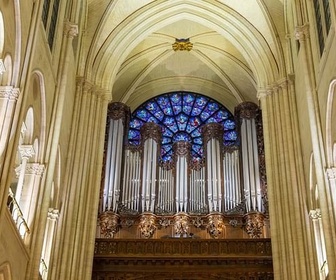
top-left (42, 0), bottom-right (60, 50)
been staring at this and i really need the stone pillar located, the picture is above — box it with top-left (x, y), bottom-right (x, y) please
top-left (0, 86), bottom-right (20, 174)
top-left (15, 145), bottom-right (35, 202)
top-left (202, 123), bottom-right (223, 213)
top-left (140, 122), bottom-right (161, 213)
top-left (173, 141), bottom-right (190, 213)
top-left (258, 79), bottom-right (317, 279)
top-left (26, 21), bottom-right (79, 280)
top-left (295, 24), bottom-right (336, 278)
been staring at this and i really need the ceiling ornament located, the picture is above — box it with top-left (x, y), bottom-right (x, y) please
top-left (172, 38), bottom-right (193, 51)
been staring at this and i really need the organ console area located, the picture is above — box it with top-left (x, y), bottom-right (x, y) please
top-left (97, 93), bottom-right (269, 240)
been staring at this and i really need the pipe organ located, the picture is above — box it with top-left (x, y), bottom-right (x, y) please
top-left (98, 95), bottom-right (268, 239)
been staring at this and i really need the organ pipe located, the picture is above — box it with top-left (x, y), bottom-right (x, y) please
top-left (203, 123), bottom-right (224, 213)
top-left (102, 103), bottom-right (130, 213)
top-left (235, 102), bottom-right (263, 213)
top-left (140, 123), bottom-right (161, 212)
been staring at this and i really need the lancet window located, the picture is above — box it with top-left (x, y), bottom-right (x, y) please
top-left (98, 92), bottom-right (268, 239)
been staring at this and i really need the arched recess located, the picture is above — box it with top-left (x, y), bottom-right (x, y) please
top-left (0, 262), bottom-right (12, 280)
top-left (326, 79), bottom-right (336, 167)
top-left (0, 11), bottom-right (4, 57)
top-left (86, 0), bottom-right (281, 92)
top-left (31, 71), bottom-right (47, 162)
top-left (0, 54), bottom-right (13, 86)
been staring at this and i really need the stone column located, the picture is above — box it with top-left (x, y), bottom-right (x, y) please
top-left (26, 21), bottom-right (78, 280)
top-left (202, 123), bottom-right (223, 213)
top-left (258, 79), bottom-right (318, 279)
top-left (295, 24), bottom-right (336, 278)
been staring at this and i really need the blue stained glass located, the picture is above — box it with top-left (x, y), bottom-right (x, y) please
top-left (224, 131), bottom-right (237, 141)
top-left (173, 105), bottom-right (182, 114)
top-left (195, 97), bottom-right (207, 108)
top-left (193, 137), bottom-right (202, 145)
top-left (173, 132), bottom-right (191, 142)
top-left (176, 113), bottom-right (188, 130)
top-left (161, 145), bottom-right (171, 154)
top-left (162, 127), bottom-right (174, 137)
top-left (162, 137), bottom-right (171, 144)
top-left (130, 119), bottom-right (143, 129)
top-left (183, 93), bottom-right (194, 104)
top-left (223, 119), bottom-right (236, 130)
top-left (201, 110), bottom-right (212, 121)
top-left (171, 93), bottom-right (181, 104)
top-left (128, 91), bottom-right (237, 163)
top-left (154, 110), bottom-right (164, 121)
top-left (191, 127), bottom-right (202, 137)
top-left (136, 109), bottom-right (151, 121)
top-left (163, 116), bottom-right (178, 133)
top-left (183, 105), bottom-right (193, 114)
top-left (163, 106), bottom-right (173, 116)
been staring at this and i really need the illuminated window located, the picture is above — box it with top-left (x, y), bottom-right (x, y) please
top-left (128, 92), bottom-right (237, 162)
top-left (313, 0), bottom-right (331, 56)
top-left (41, 0), bottom-right (60, 50)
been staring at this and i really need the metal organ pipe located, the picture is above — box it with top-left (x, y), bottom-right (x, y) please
top-left (102, 103), bottom-right (130, 213)
top-left (235, 102), bottom-right (263, 213)
top-left (203, 123), bottom-right (223, 213)
top-left (140, 123), bottom-right (161, 213)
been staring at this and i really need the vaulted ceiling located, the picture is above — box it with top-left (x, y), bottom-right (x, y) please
top-left (83, 0), bottom-right (287, 112)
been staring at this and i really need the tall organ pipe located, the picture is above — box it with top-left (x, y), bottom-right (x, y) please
top-left (101, 102), bottom-right (130, 213)
top-left (235, 102), bottom-right (264, 213)
top-left (173, 141), bottom-right (190, 213)
top-left (140, 123), bottom-right (161, 213)
top-left (203, 123), bottom-right (224, 213)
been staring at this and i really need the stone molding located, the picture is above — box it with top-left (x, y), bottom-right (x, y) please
top-left (25, 163), bottom-right (45, 176)
top-left (94, 238), bottom-right (272, 257)
top-left (309, 209), bottom-right (322, 220)
top-left (0, 86), bottom-right (20, 100)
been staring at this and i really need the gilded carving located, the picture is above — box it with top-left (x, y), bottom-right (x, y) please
top-left (98, 211), bottom-right (120, 238)
top-left (140, 122), bottom-right (162, 144)
top-left (202, 123), bottom-right (223, 145)
top-left (172, 38), bottom-right (193, 51)
top-left (173, 213), bottom-right (190, 237)
top-left (173, 141), bottom-right (190, 159)
top-left (107, 102), bottom-right (130, 124)
top-left (244, 212), bottom-right (265, 238)
top-left (235, 102), bottom-right (259, 119)
top-left (207, 214), bottom-right (224, 239)
top-left (139, 213), bottom-right (157, 239)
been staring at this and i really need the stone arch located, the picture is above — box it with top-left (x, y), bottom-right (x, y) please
top-left (87, 1), bottom-right (281, 92)
top-left (0, 262), bottom-right (12, 280)
top-left (326, 79), bottom-right (336, 167)
top-left (0, 54), bottom-right (13, 86)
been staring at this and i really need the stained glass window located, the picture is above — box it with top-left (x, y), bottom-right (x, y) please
top-left (128, 92), bottom-right (237, 162)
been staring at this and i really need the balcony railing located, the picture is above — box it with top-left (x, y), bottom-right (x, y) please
top-left (7, 188), bottom-right (30, 239)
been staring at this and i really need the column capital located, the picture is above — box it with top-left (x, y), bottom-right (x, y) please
top-left (25, 163), bottom-right (45, 176)
top-left (0, 59), bottom-right (5, 75)
top-left (19, 145), bottom-right (35, 159)
top-left (295, 24), bottom-right (310, 42)
top-left (326, 167), bottom-right (336, 180)
top-left (48, 208), bottom-right (59, 220)
top-left (140, 122), bottom-right (162, 144)
top-left (0, 86), bottom-right (20, 100)
top-left (309, 209), bottom-right (321, 220)
top-left (235, 101), bottom-right (259, 119)
top-left (202, 122), bottom-right (224, 144)
top-left (64, 21), bottom-right (78, 39)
